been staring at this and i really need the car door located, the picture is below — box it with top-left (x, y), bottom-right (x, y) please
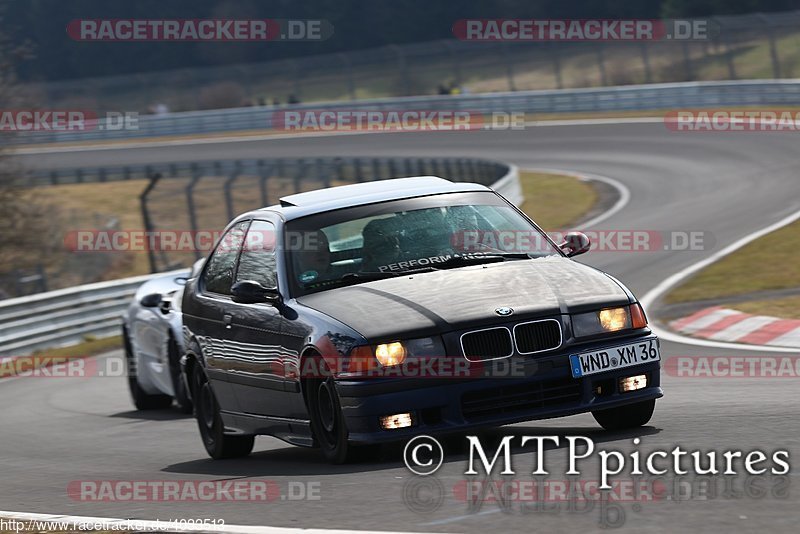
top-left (225, 218), bottom-right (289, 416)
top-left (187, 220), bottom-right (251, 411)
top-left (131, 297), bottom-right (174, 394)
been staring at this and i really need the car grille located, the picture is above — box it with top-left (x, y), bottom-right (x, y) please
top-left (461, 377), bottom-right (582, 421)
top-left (460, 327), bottom-right (513, 361)
top-left (513, 320), bottom-right (562, 354)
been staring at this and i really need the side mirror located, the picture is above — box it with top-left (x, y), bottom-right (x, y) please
top-left (231, 280), bottom-right (281, 305)
top-left (140, 293), bottom-right (163, 308)
top-left (559, 231), bottom-right (591, 258)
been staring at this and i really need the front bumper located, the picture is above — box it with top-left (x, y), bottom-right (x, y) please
top-left (337, 334), bottom-right (662, 444)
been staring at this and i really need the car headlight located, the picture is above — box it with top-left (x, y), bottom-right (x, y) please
top-left (572, 304), bottom-right (648, 338)
top-left (348, 337), bottom-right (446, 373)
top-left (375, 342), bottom-right (406, 366)
top-left (599, 307), bottom-right (629, 331)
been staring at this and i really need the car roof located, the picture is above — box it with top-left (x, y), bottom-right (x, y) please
top-left (249, 176), bottom-right (493, 221)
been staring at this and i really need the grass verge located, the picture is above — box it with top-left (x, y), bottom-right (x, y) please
top-left (518, 170), bottom-right (597, 230)
top-left (730, 295), bottom-right (800, 320)
top-left (666, 219), bottom-right (800, 305)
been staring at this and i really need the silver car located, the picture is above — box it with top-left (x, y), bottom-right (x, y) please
top-left (121, 260), bottom-right (203, 412)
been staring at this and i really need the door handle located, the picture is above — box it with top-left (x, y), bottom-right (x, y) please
top-left (223, 314), bottom-right (233, 329)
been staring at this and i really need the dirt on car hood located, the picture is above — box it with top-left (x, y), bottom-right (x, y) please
top-left (295, 256), bottom-right (631, 340)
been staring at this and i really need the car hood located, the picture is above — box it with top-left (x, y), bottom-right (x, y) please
top-left (295, 257), bottom-right (631, 340)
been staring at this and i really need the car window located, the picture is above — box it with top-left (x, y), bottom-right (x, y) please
top-left (286, 191), bottom-right (561, 296)
top-left (201, 220), bottom-right (250, 295)
top-left (236, 220), bottom-right (278, 288)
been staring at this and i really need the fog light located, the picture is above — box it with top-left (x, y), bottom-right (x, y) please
top-left (380, 412), bottom-right (413, 430)
top-left (619, 374), bottom-right (647, 392)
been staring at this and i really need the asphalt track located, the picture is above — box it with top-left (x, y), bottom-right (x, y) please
top-left (3, 124), bottom-right (800, 533)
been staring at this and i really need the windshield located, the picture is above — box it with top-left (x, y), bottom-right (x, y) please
top-left (286, 191), bottom-right (560, 296)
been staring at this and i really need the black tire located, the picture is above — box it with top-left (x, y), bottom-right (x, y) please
top-left (192, 364), bottom-right (254, 459)
top-left (305, 355), bottom-right (359, 464)
top-left (123, 326), bottom-right (173, 410)
top-left (167, 335), bottom-right (193, 414)
top-left (592, 399), bottom-right (656, 431)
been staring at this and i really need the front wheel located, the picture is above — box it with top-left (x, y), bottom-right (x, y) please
top-left (304, 355), bottom-right (381, 463)
top-left (192, 365), bottom-right (254, 459)
top-left (124, 326), bottom-right (173, 410)
top-left (167, 335), bottom-right (193, 414)
top-left (592, 399), bottom-right (656, 431)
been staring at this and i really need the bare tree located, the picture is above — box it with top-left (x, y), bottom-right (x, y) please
top-left (0, 2), bottom-right (55, 297)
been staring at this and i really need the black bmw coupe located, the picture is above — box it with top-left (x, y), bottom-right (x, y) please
top-left (181, 176), bottom-right (662, 463)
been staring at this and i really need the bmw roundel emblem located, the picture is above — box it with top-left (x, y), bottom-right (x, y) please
top-left (495, 307), bottom-right (514, 316)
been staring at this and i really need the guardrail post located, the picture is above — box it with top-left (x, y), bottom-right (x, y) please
top-left (140, 171), bottom-right (162, 273)
top-left (186, 164), bottom-right (202, 262)
top-left (715, 17), bottom-right (737, 80)
top-left (338, 53), bottom-right (357, 100)
top-left (371, 159), bottom-right (381, 181)
top-left (443, 40), bottom-right (463, 87)
top-left (432, 159), bottom-right (442, 177)
top-left (316, 158), bottom-right (330, 188)
top-left (354, 158), bottom-right (364, 182)
top-left (759, 14), bottom-right (782, 78)
top-left (681, 41), bottom-right (694, 80)
top-left (224, 161), bottom-right (242, 221)
top-left (258, 160), bottom-right (272, 207)
top-left (502, 42), bottom-right (517, 91)
top-left (456, 158), bottom-right (466, 180)
top-left (640, 42), bottom-right (652, 84)
top-left (389, 45), bottom-right (411, 97)
top-left (293, 159), bottom-right (307, 192)
top-left (596, 43), bottom-right (608, 86)
top-left (444, 159), bottom-right (455, 180)
top-left (550, 43), bottom-right (563, 89)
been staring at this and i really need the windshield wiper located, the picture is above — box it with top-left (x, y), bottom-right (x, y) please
top-left (303, 268), bottom-right (436, 290)
top-left (434, 252), bottom-right (530, 270)
top-left (341, 267), bottom-right (436, 281)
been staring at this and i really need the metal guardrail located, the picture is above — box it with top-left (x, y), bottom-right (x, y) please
top-left (10, 79), bottom-right (800, 146)
top-left (0, 272), bottom-right (169, 357)
top-left (0, 160), bottom-right (519, 357)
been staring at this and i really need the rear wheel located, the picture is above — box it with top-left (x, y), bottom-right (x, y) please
top-left (192, 364), bottom-right (254, 459)
top-left (592, 399), bottom-right (656, 431)
top-left (123, 326), bottom-right (173, 410)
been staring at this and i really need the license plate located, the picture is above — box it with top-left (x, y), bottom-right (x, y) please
top-left (569, 338), bottom-right (659, 378)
